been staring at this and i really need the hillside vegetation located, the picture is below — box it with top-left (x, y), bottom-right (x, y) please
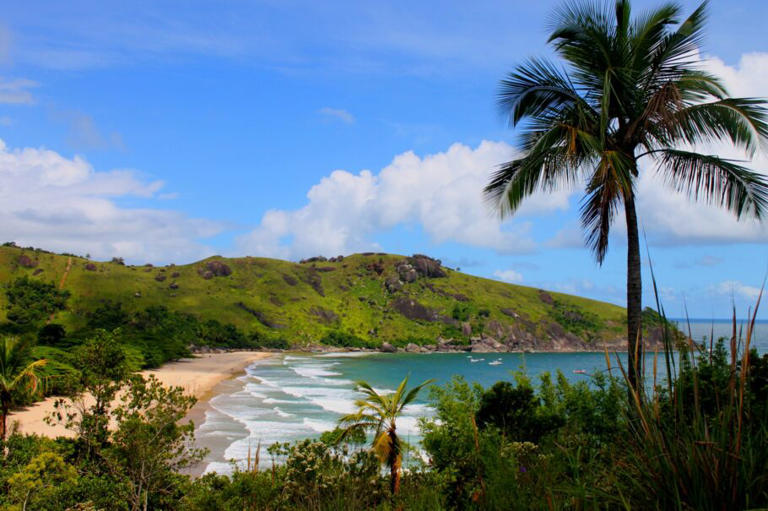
top-left (0, 244), bottom-right (627, 351)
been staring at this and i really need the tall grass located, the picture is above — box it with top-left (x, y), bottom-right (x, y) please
top-left (613, 267), bottom-right (768, 510)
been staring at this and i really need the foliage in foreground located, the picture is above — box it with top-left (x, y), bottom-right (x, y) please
top-left (0, 319), bottom-right (767, 509)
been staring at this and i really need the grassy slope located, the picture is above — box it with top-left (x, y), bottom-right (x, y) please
top-left (0, 246), bottom-right (626, 346)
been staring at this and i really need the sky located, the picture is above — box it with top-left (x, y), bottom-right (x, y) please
top-left (0, 0), bottom-right (767, 319)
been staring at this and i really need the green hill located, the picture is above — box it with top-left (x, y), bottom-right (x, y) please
top-left (0, 244), bottom-right (627, 350)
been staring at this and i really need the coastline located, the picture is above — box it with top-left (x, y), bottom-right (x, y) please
top-left (7, 351), bottom-right (273, 439)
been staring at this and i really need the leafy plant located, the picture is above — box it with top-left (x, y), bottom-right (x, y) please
top-left (338, 376), bottom-right (433, 495)
top-left (5, 277), bottom-right (70, 331)
top-left (0, 337), bottom-right (46, 441)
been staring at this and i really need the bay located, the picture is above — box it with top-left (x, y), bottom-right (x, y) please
top-left (196, 320), bottom-right (767, 474)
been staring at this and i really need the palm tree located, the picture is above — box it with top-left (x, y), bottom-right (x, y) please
top-left (0, 337), bottom-right (46, 441)
top-left (338, 376), bottom-right (433, 495)
top-left (484, 0), bottom-right (768, 392)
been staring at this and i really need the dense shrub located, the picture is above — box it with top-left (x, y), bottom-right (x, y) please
top-left (5, 277), bottom-right (70, 331)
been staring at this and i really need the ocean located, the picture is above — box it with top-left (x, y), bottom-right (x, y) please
top-left (195, 320), bottom-right (767, 474)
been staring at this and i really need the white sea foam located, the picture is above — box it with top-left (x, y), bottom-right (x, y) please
top-left (281, 386), bottom-right (358, 414)
top-left (262, 398), bottom-right (295, 404)
top-left (197, 353), bottom-right (441, 475)
top-left (253, 376), bottom-right (279, 388)
top-left (291, 365), bottom-right (342, 379)
top-left (316, 352), bottom-right (372, 358)
top-left (273, 407), bottom-right (294, 418)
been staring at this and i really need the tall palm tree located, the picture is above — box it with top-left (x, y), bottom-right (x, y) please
top-left (0, 337), bottom-right (46, 441)
top-left (484, 0), bottom-right (768, 392)
top-left (338, 376), bottom-right (433, 495)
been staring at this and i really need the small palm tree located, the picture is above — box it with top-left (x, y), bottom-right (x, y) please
top-left (484, 0), bottom-right (768, 393)
top-left (0, 337), bottom-right (46, 441)
top-left (338, 376), bottom-right (433, 495)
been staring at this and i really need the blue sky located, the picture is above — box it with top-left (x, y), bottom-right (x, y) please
top-left (0, 0), bottom-right (767, 318)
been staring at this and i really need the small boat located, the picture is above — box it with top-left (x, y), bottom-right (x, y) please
top-left (469, 357), bottom-right (485, 363)
top-left (573, 369), bottom-right (587, 375)
top-left (488, 359), bottom-right (503, 366)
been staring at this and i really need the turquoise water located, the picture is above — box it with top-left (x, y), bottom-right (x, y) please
top-left (196, 321), bottom-right (767, 474)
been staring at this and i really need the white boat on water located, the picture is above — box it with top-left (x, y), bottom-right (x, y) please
top-left (488, 359), bottom-right (503, 366)
top-left (469, 357), bottom-right (485, 363)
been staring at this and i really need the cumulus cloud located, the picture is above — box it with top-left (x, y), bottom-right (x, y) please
top-left (634, 52), bottom-right (768, 246)
top-left (493, 269), bottom-right (523, 283)
top-left (715, 280), bottom-right (763, 301)
top-left (0, 139), bottom-right (221, 263)
top-left (239, 141), bottom-right (572, 259)
top-left (318, 107), bottom-right (355, 124)
top-left (0, 77), bottom-right (38, 104)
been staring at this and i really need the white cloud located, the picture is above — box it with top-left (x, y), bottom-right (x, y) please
top-left (318, 107), bottom-right (355, 124)
top-left (634, 52), bottom-right (768, 246)
top-left (0, 77), bottom-right (38, 104)
top-left (0, 139), bottom-right (221, 263)
top-left (716, 280), bottom-right (763, 301)
top-left (238, 140), bottom-right (572, 259)
top-left (493, 269), bottom-right (523, 283)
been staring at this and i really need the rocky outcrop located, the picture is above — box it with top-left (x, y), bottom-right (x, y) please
top-left (392, 297), bottom-right (457, 325)
top-left (84, 263), bottom-right (97, 271)
top-left (300, 256), bottom-right (327, 264)
top-left (380, 342), bottom-right (397, 353)
top-left (408, 254), bottom-right (447, 278)
top-left (200, 260), bottom-right (232, 278)
top-left (470, 336), bottom-right (508, 353)
top-left (310, 306), bottom-right (339, 324)
top-left (17, 255), bottom-right (38, 268)
top-left (385, 276), bottom-right (403, 293)
top-left (436, 337), bottom-right (470, 352)
top-left (538, 290), bottom-right (554, 305)
top-left (394, 254), bottom-right (447, 284)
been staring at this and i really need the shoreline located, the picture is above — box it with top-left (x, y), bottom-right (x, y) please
top-left (7, 351), bottom-right (273, 439)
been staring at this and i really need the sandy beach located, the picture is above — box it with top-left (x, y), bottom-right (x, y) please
top-left (7, 351), bottom-right (273, 438)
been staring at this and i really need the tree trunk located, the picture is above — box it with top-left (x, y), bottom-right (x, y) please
top-left (389, 431), bottom-right (401, 495)
top-left (1, 401), bottom-right (8, 442)
top-left (624, 191), bottom-right (643, 394)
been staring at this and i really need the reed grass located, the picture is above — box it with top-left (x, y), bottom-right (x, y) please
top-left (612, 266), bottom-right (768, 510)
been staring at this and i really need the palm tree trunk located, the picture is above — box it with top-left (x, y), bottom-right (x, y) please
top-left (624, 191), bottom-right (643, 394)
top-left (1, 401), bottom-right (8, 442)
top-left (389, 431), bottom-right (401, 495)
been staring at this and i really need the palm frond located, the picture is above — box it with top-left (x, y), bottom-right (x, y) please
top-left (580, 150), bottom-right (634, 263)
top-left (484, 129), bottom-right (589, 219)
top-left (398, 379), bottom-right (435, 414)
top-left (654, 149), bottom-right (768, 219)
top-left (672, 98), bottom-right (768, 156)
top-left (498, 57), bottom-right (593, 125)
